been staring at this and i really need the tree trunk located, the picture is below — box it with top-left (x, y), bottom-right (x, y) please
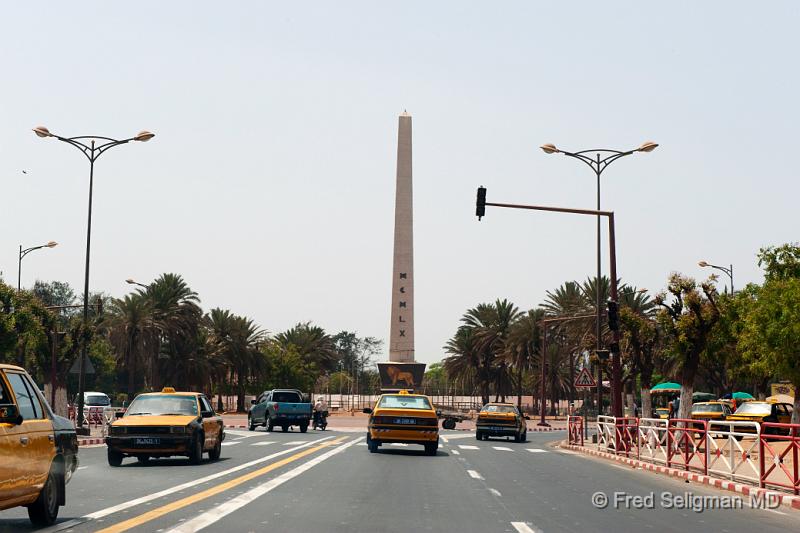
top-left (677, 379), bottom-right (694, 421)
top-left (641, 388), bottom-right (652, 419)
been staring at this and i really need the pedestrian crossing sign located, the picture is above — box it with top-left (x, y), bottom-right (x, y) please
top-left (574, 368), bottom-right (596, 388)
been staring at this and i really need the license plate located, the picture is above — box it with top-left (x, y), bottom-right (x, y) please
top-left (135, 438), bottom-right (160, 446)
top-left (393, 418), bottom-right (416, 425)
top-left (490, 426), bottom-right (506, 431)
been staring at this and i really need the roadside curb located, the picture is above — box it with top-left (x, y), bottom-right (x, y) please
top-left (560, 442), bottom-right (800, 512)
top-left (78, 438), bottom-right (105, 447)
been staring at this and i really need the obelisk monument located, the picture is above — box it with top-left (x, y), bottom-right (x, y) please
top-left (379, 111), bottom-right (425, 391)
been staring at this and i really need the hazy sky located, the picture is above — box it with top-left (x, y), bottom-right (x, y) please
top-left (2, 2), bottom-right (798, 365)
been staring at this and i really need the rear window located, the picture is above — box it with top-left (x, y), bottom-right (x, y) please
top-left (86, 394), bottom-right (111, 406)
top-left (272, 391), bottom-right (301, 403)
top-left (734, 402), bottom-right (771, 416)
top-left (482, 405), bottom-right (517, 414)
top-left (692, 403), bottom-right (723, 413)
top-left (378, 395), bottom-right (432, 410)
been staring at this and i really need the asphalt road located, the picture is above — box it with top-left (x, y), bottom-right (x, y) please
top-left (1, 428), bottom-right (797, 532)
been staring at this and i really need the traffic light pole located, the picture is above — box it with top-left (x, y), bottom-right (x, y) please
top-left (476, 192), bottom-right (624, 418)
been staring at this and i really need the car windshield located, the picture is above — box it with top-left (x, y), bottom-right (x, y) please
top-left (692, 403), bottom-right (723, 413)
top-left (734, 403), bottom-right (771, 416)
top-left (85, 394), bottom-right (110, 406)
top-left (482, 405), bottom-right (516, 414)
top-left (126, 395), bottom-right (198, 416)
top-left (378, 395), bottom-right (432, 410)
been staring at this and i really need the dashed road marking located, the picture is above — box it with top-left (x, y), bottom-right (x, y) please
top-left (493, 446), bottom-right (513, 451)
top-left (283, 441), bottom-right (306, 446)
top-left (250, 441), bottom-right (276, 446)
top-left (450, 449), bottom-right (460, 455)
top-left (221, 442), bottom-right (240, 446)
top-left (489, 488), bottom-right (502, 497)
top-left (467, 470), bottom-right (484, 480)
top-left (526, 448), bottom-right (548, 453)
top-left (458, 445), bottom-right (479, 450)
top-left (389, 443), bottom-right (409, 447)
top-left (511, 522), bottom-right (540, 533)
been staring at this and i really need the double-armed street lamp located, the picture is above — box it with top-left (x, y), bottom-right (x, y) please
top-left (698, 261), bottom-right (734, 294)
top-left (540, 141), bottom-right (657, 415)
top-left (18, 241), bottom-right (58, 291)
top-left (34, 126), bottom-right (154, 433)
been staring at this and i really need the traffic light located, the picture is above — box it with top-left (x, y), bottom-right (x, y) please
top-left (595, 349), bottom-right (610, 361)
top-left (606, 299), bottom-right (619, 331)
top-left (475, 186), bottom-right (486, 220)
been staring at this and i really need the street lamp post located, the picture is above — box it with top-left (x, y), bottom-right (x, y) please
top-left (34, 126), bottom-right (154, 434)
top-left (698, 261), bottom-right (734, 294)
top-left (18, 241), bottom-right (58, 291)
top-left (125, 278), bottom-right (149, 290)
top-left (476, 190), bottom-right (626, 418)
top-left (540, 141), bottom-right (657, 414)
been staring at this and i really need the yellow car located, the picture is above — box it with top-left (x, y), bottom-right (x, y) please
top-left (655, 407), bottom-right (670, 419)
top-left (0, 364), bottom-right (78, 526)
top-left (363, 390), bottom-right (439, 455)
top-left (106, 387), bottom-right (225, 466)
top-left (476, 403), bottom-right (528, 442)
top-left (727, 401), bottom-right (793, 435)
top-left (690, 401), bottom-right (732, 421)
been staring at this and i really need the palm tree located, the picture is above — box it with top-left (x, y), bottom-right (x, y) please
top-left (503, 308), bottom-right (544, 408)
top-left (275, 322), bottom-right (338, 373)
top-left (105, 293), bottom-right (155, 399)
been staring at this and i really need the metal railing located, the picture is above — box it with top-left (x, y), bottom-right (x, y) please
top-left (568, 416), bottom-right (584, 446)
top-left (760, 422), bottom-right (800, 495)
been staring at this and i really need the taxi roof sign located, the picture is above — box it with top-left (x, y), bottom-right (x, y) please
top-left (161, 387), bottom-right (176, 393)
top-left (398, 390), bottom-right (410, 395)
top-left (574, 368), bottom-right (597, 388)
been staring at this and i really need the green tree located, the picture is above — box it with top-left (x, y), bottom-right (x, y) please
top-left (105, 293), bottom-right (155, 399)
top-left (276, 322), bottom-right (338, 373)
top-left (655, 274), bottom-right (721, 420)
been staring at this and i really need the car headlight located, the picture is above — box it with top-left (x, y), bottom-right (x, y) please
top-left (171, 426), bottom-right (188, 434)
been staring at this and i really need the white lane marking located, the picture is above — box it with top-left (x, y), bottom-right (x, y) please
top-left (511, 522), bottom-right (541, 533)
top-left (165, 437), bottom-right (363, 533)
top-left (356, 442), bottom-right (367, 446)
top-left (38, 437), bottom-right (333, 533)
top-left (467, 470), bottom-right (484, 480)
top-left (489, 488), bottom-right (502, 497)
top-left (526, 448), bottom-right (548, 453)
top-left (442, 433), bottom-right (474, 440)
top-left (250, 441), bottom-right (276, 446)
top-left (390, 443), bottom-right (409, 447)
top-left (458, 445), bottom-right (479, 450)
top-left (225, 430), bottom-right (261, 439)
top-left (221, 441), bottom-right (240, 446)
top-left (493, 446), bottom-right (513, 451)
top-left (441, 436), bottom-right (449, 443)
top-left (450, 449), bottom-right (461, 455)
top-left (77, 466), bottom-right (88, 470)
top-left (283, 441), bottom-right (305, 445)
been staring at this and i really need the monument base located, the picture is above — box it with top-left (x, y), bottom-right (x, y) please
top-left (377, 362), bottom-right (426, 393)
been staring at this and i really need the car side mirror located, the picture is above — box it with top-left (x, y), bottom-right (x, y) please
top-left (362, 408), bottom-right (372, 414)
top-left (115, 411), bottom-right (125, 419)
top-left (251, 399), bottom-right (257, 405)
top-left (201, 410), bottom-right (214, 418)
top-left (436, 410), bottom-right (442, 417)
top-left (0, 404), bottom-right (22, 425)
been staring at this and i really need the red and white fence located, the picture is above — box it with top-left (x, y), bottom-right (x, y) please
top-left (567, 416), bottom-right (584, 446)
top-left (589, 416), bottom-right (800, 494)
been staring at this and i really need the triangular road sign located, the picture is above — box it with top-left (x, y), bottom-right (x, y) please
top-left (574, 368), bottom-right (596, 388)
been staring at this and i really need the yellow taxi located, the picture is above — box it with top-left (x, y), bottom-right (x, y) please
top-left (0, 364), bottom-right (78, 526)
top-left (476, 403), bottom-right (528, 442)
top-left (726, 401), bottom-right (794, 435)
top-left (655, 407), bottom-right (670, 419)
top-left (106, 387), bottom-right (225, 466)
top-left (690, 401), bottom-right (732, 421)
top-left (363, 390), bottom-right (439, 455)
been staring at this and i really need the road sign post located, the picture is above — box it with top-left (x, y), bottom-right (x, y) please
top-left (574, 367), bottom-right (597, 388)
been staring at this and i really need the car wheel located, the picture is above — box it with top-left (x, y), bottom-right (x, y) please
top-left (300, 422), bottom-right (308, 433)
top-left (107, 448), bottom-right (123, 467)
top-left (266, 419), bottom-right (274, 432)
top-left (208, 431), bottom-right (222, 460)
top-left (281, 425), bottom-right (289, 433)
top-left (425, 443), bottom-right (438, 456)
top-left (476, 431), bottom-right (482, 441)
top-left (137, 455), bottom-right (150, 464)
top-left (248, 415), bottom-right (256, 432)
top-left (368, 438), bottom-right (379, 453)
top-left (522, 431), bottom-right (527, 443)
top-left (27, 468), bottom-right (60, 526)
top-left (442, 418), bottom-right (456, 430)
top-left (189, 434), bottom-right (204, 465)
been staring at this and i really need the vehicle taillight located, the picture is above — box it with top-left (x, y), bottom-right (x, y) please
top-left (274, 403), bottom-right (278, 411)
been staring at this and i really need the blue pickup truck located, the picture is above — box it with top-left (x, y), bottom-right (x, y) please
top-left (248, 389), bottom-right (312, 433)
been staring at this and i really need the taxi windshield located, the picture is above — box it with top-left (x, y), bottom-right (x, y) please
top-left (692, 403), bottom-right (723, 413)
top-left (482, 405), bottom-right (516, 414)
top-left (126, 395), bottom-right (198, 416)
top-left (734, 403), bottom-right (771, 416)
top-left (378, 395), bottom-right (432, 410)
